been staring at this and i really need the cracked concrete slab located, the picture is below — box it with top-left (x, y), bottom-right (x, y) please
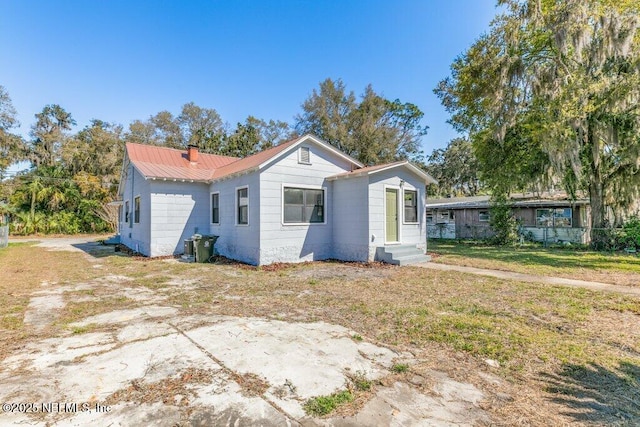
top-left (1, 310), bottom-right (491, 426)
top-left (3, 238), bottom-right (491, 426)
top-left (184, 317), bottom-right (399, 419)
top-left (68, 306), bottom-right (178, 328)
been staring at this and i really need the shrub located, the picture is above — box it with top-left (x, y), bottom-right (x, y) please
top-left (489, 194), bottom-right (518, 245)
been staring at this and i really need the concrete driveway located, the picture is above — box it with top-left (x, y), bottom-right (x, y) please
top-left (0, 237), bottom-right (490, 426)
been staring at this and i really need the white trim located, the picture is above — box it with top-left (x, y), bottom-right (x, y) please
top-left (210, 191), bottom-right (220, 225)
top-left (235, 185), bottom-right (249, 226)
top-left (383, 185), bottom-right (401, 244)
top-left (327, 161), bottom-right (437, 185)
top-left (280, 183), bottom-right (328, 226)
top-left (402, 188), bottom-right (419, 225)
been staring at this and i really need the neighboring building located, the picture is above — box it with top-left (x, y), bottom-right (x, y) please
top-left (117, 134), bottom-right (437, 265)
top-left (426, 194), bottom-right (591, 244)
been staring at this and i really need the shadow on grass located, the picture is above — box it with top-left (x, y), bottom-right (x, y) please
top-left (72, 242), bottom-right (125, 259)
top-left (541, 362), bottom-right (640, 424)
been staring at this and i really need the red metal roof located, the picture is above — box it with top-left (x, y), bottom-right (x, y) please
top-left (125, 138), bottom-right (303, 182)
top-left (126, 143), bottom-right (239, 181)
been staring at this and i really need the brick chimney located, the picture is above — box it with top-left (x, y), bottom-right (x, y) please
top-left (187, 145), bottom-right (199, 163)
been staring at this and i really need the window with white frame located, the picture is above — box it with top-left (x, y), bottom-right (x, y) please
top-left (404, 190), bottom-right (418, 223)
top-left (298, 147), bottom-right (311, 164)
top-left (283, 187), bottom-right (324, 223)
top-left (237, 188), bottom-right (248, 225)
top-left (211, 193), bottom-right (219, 224)
top-left (478, 210), bottom-right (490, 222)
top-left (134, 197), bottom-right (140, 224)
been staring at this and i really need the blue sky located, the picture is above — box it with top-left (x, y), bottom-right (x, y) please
top-left (1, 0), bottom-right (496, 165)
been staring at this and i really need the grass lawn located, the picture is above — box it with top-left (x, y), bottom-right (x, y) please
top-left (1, 241), bottom-right (639, 425)
top-left (428, 239), bottom-right (640, 287)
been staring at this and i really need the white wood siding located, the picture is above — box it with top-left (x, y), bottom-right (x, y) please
top-left (368, 169), bottom-right (426, 257)
top-left (209, 173), bottom-right (261, 265)
top-left (258, 143), bottom-right (353, 264)
top-left (332, 176), bottom-right (369, 261)
top-left (119, 166), bottom-right (151, 255)
top-left (149, 181), bottom-right (210, 256)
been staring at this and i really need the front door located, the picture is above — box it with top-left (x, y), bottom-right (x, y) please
top-left (385, 188), bottom-right (399, 242)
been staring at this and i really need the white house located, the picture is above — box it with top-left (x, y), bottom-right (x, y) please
top-left (117, 134), bottom-right (436, 265)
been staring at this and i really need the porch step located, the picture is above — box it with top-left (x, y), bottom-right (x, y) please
top-left (376, 245), bottom-right (431, 266)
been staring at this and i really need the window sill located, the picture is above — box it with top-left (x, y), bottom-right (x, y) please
top-left (282, 221), bottom-right (327, 226)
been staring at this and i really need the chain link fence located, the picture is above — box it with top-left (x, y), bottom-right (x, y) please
top-left (428, 223), bottom-right (638, 252)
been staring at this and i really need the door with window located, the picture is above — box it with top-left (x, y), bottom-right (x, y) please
top-left (385, 188), bottom-right (399, 242)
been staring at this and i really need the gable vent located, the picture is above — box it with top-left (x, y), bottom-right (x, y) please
top-left (299, 147), bottom-right (311, 164)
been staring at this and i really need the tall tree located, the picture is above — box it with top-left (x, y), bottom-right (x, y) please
top-left (61, 119), bottom-right (124, 179)
top-left (126, 103), bottom-right (227, 153)
top-left (29, 104), bottom-right (75, 168)
top-left (295, 78), bottom-right (356, 155)
top-left (435, 0), bottom-right (640, 233)
top-left (177, 102), bottom-right (226, 152)
top-left (426, 137), bottom-right (483, 197)
top-left (0, 86), bottom-right (25, 179)
top-left (295, 78), bottom-right (427, 165)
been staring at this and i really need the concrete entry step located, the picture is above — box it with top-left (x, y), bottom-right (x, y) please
top-left (376, 245), bottom-right (431, 265)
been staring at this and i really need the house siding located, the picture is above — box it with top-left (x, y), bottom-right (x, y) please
top-left (332, 176), bottom-right (369, 262)
top-left (119, 166), bottom-right (151, 255)
top-left (368, 169), bottom-right (426, 260)
top-left (209, 173), bottom-right (261, 265)
top-left (257, 143), bottom-right (354, 264)
top-left (149, 181), bottom-right (210, 257)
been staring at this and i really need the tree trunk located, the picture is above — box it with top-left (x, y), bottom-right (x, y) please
top-left (587, 120), bottom-right (609, 248)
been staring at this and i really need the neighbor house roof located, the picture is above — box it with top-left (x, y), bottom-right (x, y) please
top-left (327, 160), bottom-right (437, 184)
top-left (426, 193), bottom-right (589, 209)
top-left (126, 143), bottom-right (238, 182)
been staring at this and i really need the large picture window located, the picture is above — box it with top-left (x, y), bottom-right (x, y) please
top-left (237, 188), bottom-right (248, 225)
top-left (134, 196), bottom-right (140, 224)
top-left (404, 190), bottom-right (418, 223)
top-left (283, 187), bottom-right (324, 223)
top-left (536, 208), bottom-right (572, 227)
top-left (211, 193), bottom-right (219, 224)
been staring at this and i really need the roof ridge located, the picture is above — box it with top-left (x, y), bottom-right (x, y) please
top-left (125, 141), bottom-right (240, 160)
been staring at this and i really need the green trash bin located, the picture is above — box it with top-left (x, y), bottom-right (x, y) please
top-left (194, 235), bottom-right (218, 263)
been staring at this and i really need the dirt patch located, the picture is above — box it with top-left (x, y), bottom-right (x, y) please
top-left (106, 368), bottom-right (217, 407)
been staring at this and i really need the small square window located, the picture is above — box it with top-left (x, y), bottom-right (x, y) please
top-left (479, 211), bottom-right (490, 222)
